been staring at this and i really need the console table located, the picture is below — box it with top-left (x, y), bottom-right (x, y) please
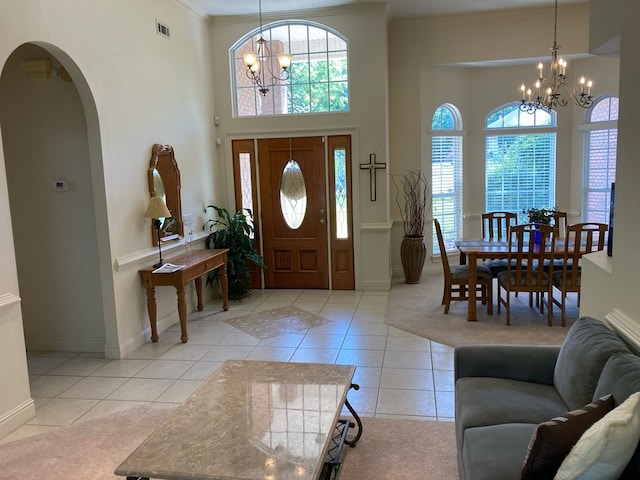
top-left (138, 249), bottom-right (229, 343)
top-left (115, 360), bottom-right (362, 480)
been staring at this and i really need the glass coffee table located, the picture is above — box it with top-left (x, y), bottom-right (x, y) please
top-left (115, 360), bottom-right (361, 480)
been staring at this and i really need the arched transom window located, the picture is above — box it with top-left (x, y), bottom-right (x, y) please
top-left (231, 20), bottom-right (349, 117)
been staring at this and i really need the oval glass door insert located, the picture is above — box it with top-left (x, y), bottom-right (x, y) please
top-left (280, 160), bottom-right (307, 229)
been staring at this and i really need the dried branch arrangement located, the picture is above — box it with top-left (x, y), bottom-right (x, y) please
top-left (392, 170), bottom-right (430, 238)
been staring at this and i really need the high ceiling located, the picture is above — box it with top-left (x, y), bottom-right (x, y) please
top-left (184, 0), bottom-right (587, 19)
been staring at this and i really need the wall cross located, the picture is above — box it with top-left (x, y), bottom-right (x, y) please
top-left (360, 154), bottom-right (386, 201)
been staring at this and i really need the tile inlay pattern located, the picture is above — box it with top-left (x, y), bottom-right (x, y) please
top-left (115, 360), bottom-right (357, 480)
top-left (223, 306), bottom-right (332, 339)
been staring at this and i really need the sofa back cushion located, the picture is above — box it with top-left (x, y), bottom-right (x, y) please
top-left (554, 317), bottom-right (630, 410)
top-left (594, 353), bottom-right (640, 479)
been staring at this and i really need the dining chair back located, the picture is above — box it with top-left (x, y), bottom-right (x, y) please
top-left (481, 211), bottom-right (518, 241)
top-left (497, 223), bottom-right (555, 326)
top-left (550, 222), bottom-right (609, 326)
top-left (434, 219), bottom-right (493, 315)
top-left (481, 211), bottom-right (519, 277)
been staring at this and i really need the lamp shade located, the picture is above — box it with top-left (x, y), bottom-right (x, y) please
top-left (145, 196), bottom-right (171, 219)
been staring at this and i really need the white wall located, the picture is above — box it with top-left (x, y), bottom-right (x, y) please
top-left (0, 0), bottom-right (218, 435)
top-left (388, 3), bottom-right (620, 275)
top-left (209, 4), bottom-right (392, 291)
top-left (0, 44), bottom-right (104, 352)
top-left (580, 1), bottom-right (640, 334)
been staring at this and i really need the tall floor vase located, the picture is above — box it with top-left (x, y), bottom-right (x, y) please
top-left (400, 236), bottom-right (426, 284)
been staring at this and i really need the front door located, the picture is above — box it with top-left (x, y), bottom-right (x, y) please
top-left (258, 137), bottom-right (329, 289)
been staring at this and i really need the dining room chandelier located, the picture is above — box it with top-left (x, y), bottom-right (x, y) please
top-left (243, 0), bottom-right (291, 96)
top-left (518, 0), bottom-right (594, 113)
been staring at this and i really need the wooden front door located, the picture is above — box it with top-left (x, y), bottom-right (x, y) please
top-left (258, 137), bottom-right (329, 289)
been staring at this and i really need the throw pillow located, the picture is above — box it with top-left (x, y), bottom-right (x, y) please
top-left (554, 391), bottom-right (640, 480)
top-left (521, 394), bottom-right (615, 480)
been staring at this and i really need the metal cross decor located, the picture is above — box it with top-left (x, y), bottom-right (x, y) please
top-left (360, 154), bottom-right (386, 201)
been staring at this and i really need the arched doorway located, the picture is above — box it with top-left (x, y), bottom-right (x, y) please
top-left (0, 42), bottom-right (114, 354)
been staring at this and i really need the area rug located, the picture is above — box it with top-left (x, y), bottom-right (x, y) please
top-left (224, 305), bottom-right (332, 339)
top-left (0, 407), bottom-right (457, 480)
top-left (386, 274), bottom-right (579, 347)
top-left (0, 404), bottom-right (177, 480)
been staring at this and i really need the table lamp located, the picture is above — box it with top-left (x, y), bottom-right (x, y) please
top-left (145, 196), bottom-right (172, 268)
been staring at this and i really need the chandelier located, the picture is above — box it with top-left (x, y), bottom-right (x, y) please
top-left (243, 0), bottom-right (291, 96)
top-left (519, 0), bottom-right (593, 113)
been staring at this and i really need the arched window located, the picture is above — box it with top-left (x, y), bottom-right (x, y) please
top-left (230, 21), bottom-right (349, 117)
top-left (583, 96), bottom-right (618, 223)
top-left (432, 104), bottom-right (463, 254)
top-left (485, 103), bottom-right (557, 218)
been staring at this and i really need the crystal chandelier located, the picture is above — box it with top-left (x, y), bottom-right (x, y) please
top-left (519, 0), bottom-right (593, 113)
top-left (243, 0), bottom-right (291, 96)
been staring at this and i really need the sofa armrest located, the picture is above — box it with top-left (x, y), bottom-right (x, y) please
top-left (455, 344), bottom-right (561, 385)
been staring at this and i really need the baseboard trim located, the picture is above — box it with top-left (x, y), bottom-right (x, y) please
top-left (0, 398), bottom-right (35, 439)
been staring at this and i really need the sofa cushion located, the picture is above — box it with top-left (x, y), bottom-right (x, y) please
top-left (593, 353), bottom-right (640, 479)
top-left (462, 423), bottom-right (536, 480)
top-left (455, 377), bottom-right (568, 452)
top-left (554, 317), bottom-right (630, 410)
top-left (521, 394), bottom-right (614, 480)
top-left (555, 392), bottom-right (640, 480)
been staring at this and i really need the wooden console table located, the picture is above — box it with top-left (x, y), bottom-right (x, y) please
top-left (138, 249), bottom-right (229, 343)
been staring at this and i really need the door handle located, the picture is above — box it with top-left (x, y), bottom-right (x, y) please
top-left (320, 209), bottom-right (326, 215)
top-left (320, 219), bottom-right (327, 224)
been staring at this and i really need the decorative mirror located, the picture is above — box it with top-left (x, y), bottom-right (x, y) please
top-left (148, 144), bottom-right (183, 245)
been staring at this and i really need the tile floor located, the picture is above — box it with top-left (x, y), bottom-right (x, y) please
top-left (0, 288), bottom-right (455, 445)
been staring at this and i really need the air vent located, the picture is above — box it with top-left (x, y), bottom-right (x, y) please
top-left (156, 20), bottom-right (170, 39)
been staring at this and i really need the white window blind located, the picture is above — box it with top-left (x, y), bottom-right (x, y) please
top-left (583, 96), bottom-right (618, 224)
top-left (432, 104), bottom-right (463, 254)
top-left (485, 103), bottom-right (557, 218)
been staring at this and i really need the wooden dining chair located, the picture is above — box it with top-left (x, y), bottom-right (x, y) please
top-left (550, 222), bottom-right (608, 326)
top-left (497, 223), bottom-right (555, 326)
top-left (481, 211), bottom-right (518, 277)
top-left (434, 219), bottom-right (493, 315)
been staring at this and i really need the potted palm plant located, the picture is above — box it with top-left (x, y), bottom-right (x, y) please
top-left (392, 170), bottom-right (430, 283)
top-left (203, 205), bottom-right (265, 299)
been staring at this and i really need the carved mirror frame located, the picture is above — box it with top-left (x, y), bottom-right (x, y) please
top-left (148, 144), bottom-right (183, 245)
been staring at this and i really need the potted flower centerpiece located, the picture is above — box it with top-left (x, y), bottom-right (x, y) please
top-left (392, 170), bottom-right (430, 284)
top-left (523, 207), bottom-right (557, 244)
top-left (203, 205), bottom-right (266, 300)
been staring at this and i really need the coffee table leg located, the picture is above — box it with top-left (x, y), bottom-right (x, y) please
top-left (344, 383), bottom-right (362, 447)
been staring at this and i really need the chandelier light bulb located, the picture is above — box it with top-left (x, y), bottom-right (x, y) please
top-left (243, 51), bottom-right (257, 66)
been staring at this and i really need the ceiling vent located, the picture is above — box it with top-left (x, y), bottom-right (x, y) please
top-left (156, 20), bottom-right (170, 39)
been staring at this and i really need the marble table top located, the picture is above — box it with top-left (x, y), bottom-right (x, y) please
top-left (115, 360), bottom-right (356, 480)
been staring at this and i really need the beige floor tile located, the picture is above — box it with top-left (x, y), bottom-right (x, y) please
top-left (385, 335), bottom-right (431, 352)
top-left (75, 400), bottom-right (153, 423)
top-left (155, 380), bottom-right (203, 403)
top-left (380, 368), bottom-right (435, 391)
top-left (341, 335), bottom-right (387, 350)
top-left (48, 357), bottom-right (110, 376)
top-left (376, 389), bottom-right (436, 417)
top-left (351, 366), bottom-right (382, 388)
top-left (336, 349), bottom-right (384, 368)
top-left (0, 424), bottom-right (60, 445)
top-left (57, 376), bottom-right (128, 399)
top-left (346, 323), bottom-right (390, 336)
top-left (433, 369), bottom-right (455, 391)
top-left (299, 333), bottom-right (346, 349)
top-left (245, 347), bottom-right (295, 362)
top-left (435, 391), bottom-right (455, 418)
top-left (107, 378), bottom-right (175, 402)
top-left (26, 398), bottom-right (99, 427)
top-left (200, 345), bottom-right (254, 361)
top-left (134, 360), bottom-right (195, 379)
top-left (29, 375), bottom-right (84, 398)
top-left (180, 361), bottom-right (222, 380)
top-left (257, 333), bottom-right (305, 348)
top-left (217, 332), bottom-right (261, 346)
top-left (289, 348), bottom-right (340, 364)
top-left (159, 344), bottom-right (212, 361)
top-left (383, 350), bottom-right (432, 369)
top-left (91, 359), bottom-right (152, 377)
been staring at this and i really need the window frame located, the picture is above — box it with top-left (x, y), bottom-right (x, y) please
top-left (582, 95), bottom-right (619, 224)
top-left (431, 103), bottom-right (463, 255)
top-left (230, 20), bottom-right (349, 117)
top-left (484, 103), bottom-right (557, 220)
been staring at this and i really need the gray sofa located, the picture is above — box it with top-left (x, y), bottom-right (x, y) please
top-left (455, 316), bottom-right (640, 480)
